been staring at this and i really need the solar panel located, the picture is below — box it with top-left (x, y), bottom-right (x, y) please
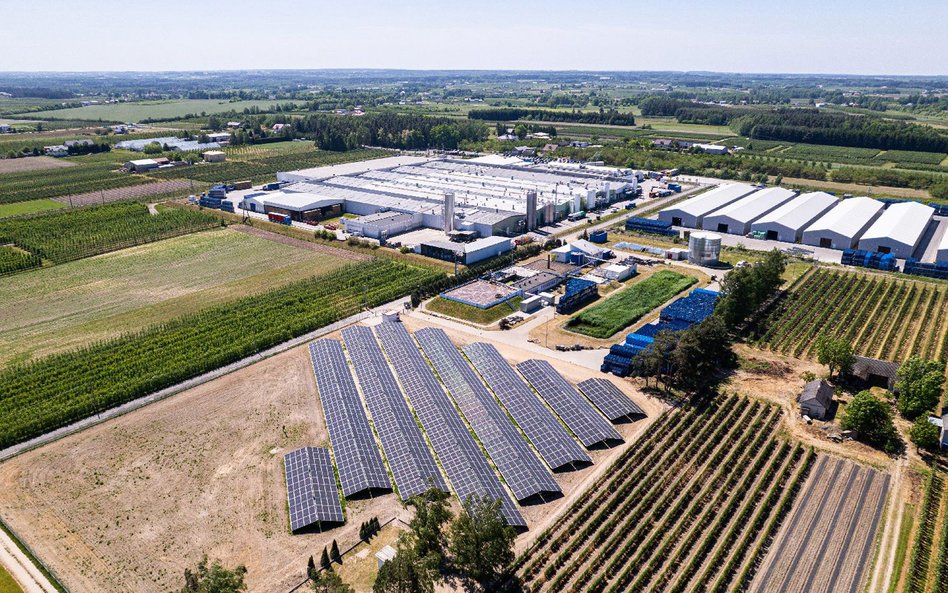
top-left (576, 378), bottom-right (647, 422)
top-left (374, 322), bottom-right (526, 528)
top-left (284, 447), bottom-right (344, 533)
top-left (341, 326), bottom-right (448, 500)
top-left (517, 359), bottom-right (623, 448)
top-left (415, 328), bottom-right (561, 502)
top-left (463, 342), bottom-right (590, 471)
top-left (309, 340), bottom-right (391, 498)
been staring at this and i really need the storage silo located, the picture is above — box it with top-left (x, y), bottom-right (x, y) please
top-left (526, 190), bottom-right (537, 231)
top-left (574, 192), bottom-right (583, 213)
top-left (543, 202), bottom-right (555, 225)
top-left (443, 192), bottom-right (455, 233)
top-left (688, 232), bottom-right (722, 265)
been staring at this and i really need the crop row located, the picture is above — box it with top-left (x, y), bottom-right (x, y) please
top-left (789, 273), bottom-right (865, 358)
top-left (936, 471), bottom-right (948, 593)
top-left (759, 270), bottom-right (834, 348)
top-left (804, 274), bottom-right (875, 358)
top-left (0, 259), bottom-right (444, 449)
top-left (908, 470), bottom-right (945, 593)
top-left (776, 272), bottom-right (856, 354)
top-left (0, 245), bottom-right (41, 275)
top-left (0, 157), bottom-right (150, 204)
top-left (893, 285), bottom-right (933, 360)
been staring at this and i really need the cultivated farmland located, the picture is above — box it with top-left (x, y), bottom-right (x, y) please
top-left (0, 155), bottom-right (75, 174)
top-left (24, 99), bottom-right (289, 122)
top-left (758, 268), bottom-right (948, 362)
top-left (515, 396), bottom-right (815, 593)
top-left (53, 179), bottom-right (195, 206)
top-left (0, 151), bottom-right (151, 204)
top-left (566, 270), bottom-right (697, 339)
top-left (905, 465), bottom-right (948, 593)
top-left (749, 456), bottom-right (889, 593)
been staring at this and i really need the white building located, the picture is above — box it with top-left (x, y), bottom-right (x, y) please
top-left (857, 201), bottom-right (935, 258)
top-left (551, 239), bottom-right (611, 264)
top-left (801, 197), bottom-right (884, 250)
top-left (344, 211), bottom-right (422, 240)
top-left (602, 263), bottom-right (635, 281)
top-left (938, 229), bottom-right (948, 263)
top-left (750, 192), bottom-right (838, 243)
top-left (693, 143), bottom-right (728, 155)
top-left (658, 183), bottom-right (756, 228)
top-left (701, 187), bottom-right (797, 235)
top-left (125, 158), bottom-right (160, 172)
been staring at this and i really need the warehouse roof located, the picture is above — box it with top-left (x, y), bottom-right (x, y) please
top-left (704, 186), bottom-right (797, 224)
top-left (805, 197), bottom-right (884, 238)
top-left (462, 210), bottom-right (522, 225)
top-left (661, 183), bottom-right (756, 217)
top-left (278, 155), bottom-right (431, 181)
top-left (423, 235), bottom-right (511, 254)
top-left (352, 211), bottom-right (416, 229)
top-left (754, 192), bottom-right (838, 229)
top-left (859, 201), bottom-right (935, 245)
top-left (263, 191), bottom-right (343, 211)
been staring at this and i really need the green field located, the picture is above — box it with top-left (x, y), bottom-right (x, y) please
top-left (24, 99), bottom-right (288, 122)
top-left (426, 295), bottom-right (522, 325)
top-left (0, 198), bottom-right (66, 218)
top-left (0, 565), bottom-right (24, 593)
top-left (0, 227), bottom-right (349, 365)
top-left (566, 270), bottom-right (697, 339)
top-left (0, 149), bottom-right (150, 204)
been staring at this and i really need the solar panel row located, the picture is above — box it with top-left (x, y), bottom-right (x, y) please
top-left (284, 447), bottom-right (344, 533)
top-left (576, 377), bottom-right (647, 422)
top-left (309, 340), bottom-right (391, 498)
top-left (463, 342), bottom-right (591, 471)
top-left (341, 326), bottom-right (448, 500)
top-left (517, 359), bottom-right (623, 448)
top-left (415, 328), bottom-right (561, 502)
top-left (374, 322), bottom-right (526, 527)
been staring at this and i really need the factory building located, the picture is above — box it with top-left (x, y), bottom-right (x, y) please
top-left (457, 210), bottom-right (524, 237)
top-left (658, 183), bottom-right (757, 228)
top-left (938, 230), bottom-right (948, 263)
top-left (241, 191), bottom-right (344, 222)
top-left (419, 236), bottom-right (513, 265)
top-left (857, 201), bottom-right (935, 259)
top-left (344, 211), bottom-right (422, 241)
top-left (801, 197), bottom-right (885, 250)
top-left (701, 187), bottom-right (797, 235)
top-left (750, 192), bottom-right (838, 243)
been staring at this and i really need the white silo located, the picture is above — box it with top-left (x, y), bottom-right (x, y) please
top-left (688, 232), bottom-right (722, 265)
top-left (443, 192), bottom-right (455, 233)
top-left (573, 192), bottom-right (583, 213)
top-left (586, 189), bottom-right (596, 212)
top-left (526, 190), bottom-right (538, 231)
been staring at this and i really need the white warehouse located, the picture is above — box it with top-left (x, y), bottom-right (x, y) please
top-left (801, 197), bottom-right (884, 250)
top-left (701, 187), bottom-right (797, 235)
top-left (857, 201), bottom-right (935, 259)
top-left (658, 183), bottom-right (756, 228)
top-left (750, 192), bottom-right (839, 243)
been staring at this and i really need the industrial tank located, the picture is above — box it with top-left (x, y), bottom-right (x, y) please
top-left (688, 232), bottom-right (722, 265)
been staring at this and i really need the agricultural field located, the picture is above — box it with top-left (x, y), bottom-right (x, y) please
top-left (566, 270), bottom-right (697, 339)
top-left (515, 396), bottom-right (815, 593)
top-left (0, 566), bottom-right (24, 593)
top-left (758, 268), bottom-right (948, 362)
top-left (0, 246), bottom-right (40, 276)
top-left (0, 227), bottom-right (353, 366)
top-left (0, 199), bottom-right (66, 218)
top-left (23, 99), bottom-right (288, 122)
top-left (151, 145), bottom-right (387, 184)
top-left (0, 202), bottom-right (220, 265)
top-left (0, 150), bottom-right (151, 204)
top-left (904, 464), bottom-right (948, 593)
top-left (54, 179), bottom-right (196, 207)
top-left (0, 258), bottom-right (441, 449)
top-left (0, 155), bottom-right (74, 174)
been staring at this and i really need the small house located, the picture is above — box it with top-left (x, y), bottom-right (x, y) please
top-left (798, 379), bottom-right (834, 420)
top-left (206, 132), bottom-right (231, 145)
top-left (849, 356), bottom-right (899, 390)
top-left (203, 150), bottom-right (226, 163)
top-left (43, 145), bottom-right (69, 157)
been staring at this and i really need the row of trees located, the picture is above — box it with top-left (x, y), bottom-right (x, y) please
top-left (638, 96), bottom-right (744, 125)
top-left (468, 107), bottom-right (635, 126)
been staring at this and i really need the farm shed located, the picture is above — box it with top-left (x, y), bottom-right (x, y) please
top-left (701, 186), bottom-right (797, 235)
top-left (125, 158), bottom-right (159, 173)
top-left (750, 191), bottom-right (838, 242)
top-left (657, 183), bottom-right (756, 228)
top-left (798, 379), bottom-right (834, 420)
top-left (848, 356), bottom-right (899, 390)
top-left (202, 150), bottom-right (226, 163)
top-left (801, 197), bottom-right (884, 250)
top-left (857, 201), bottom-right (935, 259)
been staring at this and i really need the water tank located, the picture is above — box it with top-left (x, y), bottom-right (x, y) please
top-left (689, 232), bottom-right (722, 265)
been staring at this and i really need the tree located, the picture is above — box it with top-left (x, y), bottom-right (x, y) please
top-left (841, 391), bottom-right (900, 453)
top-left (373, 540), bottom-right (434, 593)
top-left (330, 540), bottom-right (342, 564)
top-left (307, 556), bottom-right (317, 581)
top-left (671, 316), bottom-right (735, 396)
top-left (814, 335), bottom-right (855, 380)
top-left (895, 357), bottom-right (945, 419)
top-left (909, 417), bottom-right (941, 453)
top-left (449, 495), bottom-right (516, 590)
top-left (320, 547), bottom-right (331, 571)
top-left (311, 567), bottom-right (353, 593)
top-left (406, 487), bottom-right (452, 570)
top-left (180, 555), bottom-right (247, 593)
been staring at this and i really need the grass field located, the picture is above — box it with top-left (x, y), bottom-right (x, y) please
top-left (0, 199), bottom-right (65, 218)
top-left (758, 269), bottom-right (948, 362)
top-left (24, 100), bottom-right (288, 122)
top-left (0, 227), bottom-right (349, 365)
top-left (426, 295), bottom-right (523, 325)
top-left (0, 566), bottom-right (24, 593)
top-left (566, 270), bottom-right (697, 339)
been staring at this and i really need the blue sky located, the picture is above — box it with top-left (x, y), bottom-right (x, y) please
top-left (3, 0), bottom-right (945, 74)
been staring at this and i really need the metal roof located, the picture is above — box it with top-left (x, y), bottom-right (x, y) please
top-left (263, 191), bottom-right (343, 211)
top-left (661, 183), bottom-right (756, 217)
top-left (704, 186), bottom-right (797, 224)
top-left (753, 192), bottom-right (839, 230)
top-left (804, 197), bottom-right (884, 238)
top-left (859, 201), bottom-right (935, 246)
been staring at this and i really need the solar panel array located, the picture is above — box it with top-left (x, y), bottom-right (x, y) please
top-left (577, 378), bottom-right (647, 422)
top-left (517, 359), bottom-right (623, 448)
top-left (463, 342), bottom-right (591, 471)
top-left (284, 447), bottom-right (344, 532)
top-left (415, 328), bottom-right (561, 502)
top-left (341, 326), bottom-right (448, 500)
top-left (309, 340), bottom-right (391, 497)
top-left (374, 322), bottom-right (525, 527)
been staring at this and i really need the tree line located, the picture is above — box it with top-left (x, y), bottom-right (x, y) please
top-left (468, 107), bottom-right (635, 126)
top-left (638, 96), bottom-right (745, 125)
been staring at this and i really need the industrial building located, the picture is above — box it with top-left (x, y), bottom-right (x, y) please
top-left (418, 236), bottom-right (513, 265)
top-left (658, 183), bottom-right (756, 228)
top-left (240, 191), bottom-right (343, 222)
top-left (750, 192), bottom-right (838, 242)
top-left (801, 197), bottom-right (884, 250)
top-left (344, 211), bottom-right (422, 240)
top-left (124, 158), bottom-right (160, 173)
top-left (551, 240), bottom-right (612, 265)
top-left (938, 230), bottom-right (948, 263)
top-left (857, 201), bottom-right (935, 259)
top-left (701, 187), bottom-right (797, 235)
top-left (688, 232), bottom-right (722, 265)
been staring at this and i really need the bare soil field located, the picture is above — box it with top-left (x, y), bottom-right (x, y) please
top-left (0, 315), bottom-right (659, 593)
top-left (0, 157), bottom-right (74, 174)
top-left (52, 179), bottom-right (193, 206)
top-left (230, 224), bottom-right (370, 262)
top-left (749, 456), bottom-right (890, 593)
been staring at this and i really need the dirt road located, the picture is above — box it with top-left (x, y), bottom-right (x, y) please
top-left (0, 527), bottom-right (58, 593)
